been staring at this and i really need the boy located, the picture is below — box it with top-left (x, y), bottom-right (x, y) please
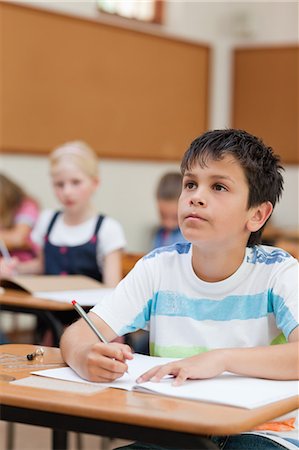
top-left (152, 172), bottom-right (187, 249)
top-left (61, 129), bottom-right (298, 450)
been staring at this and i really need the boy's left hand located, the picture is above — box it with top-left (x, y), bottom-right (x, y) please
top-left (137, 350), bottom-right (226, 386)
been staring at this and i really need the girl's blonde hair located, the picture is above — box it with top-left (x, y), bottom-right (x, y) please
top-left (0, 173), bottom-right (27, 228)
top-left (50, 141), bottom-right (99, 178)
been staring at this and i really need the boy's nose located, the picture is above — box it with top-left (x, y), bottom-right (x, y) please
top-left (191, 198), bottom-right (206, 206)
top-left (190, 190), bottom-right (206, 206)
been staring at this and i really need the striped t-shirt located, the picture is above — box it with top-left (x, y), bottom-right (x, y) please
top-left (91, 243), bottom-right (298, 358)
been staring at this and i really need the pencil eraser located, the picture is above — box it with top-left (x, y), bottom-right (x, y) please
top-left (71, 300), bottom-right (76, 305)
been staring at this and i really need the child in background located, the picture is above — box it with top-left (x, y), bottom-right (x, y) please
top-left (0, 173), bottom-right (39, 344)
top-left (1, 141), bottom-right (126, 286)
top-left (0, 173), bottom-right (39, 261)
top-left (152, 172), bottom-right (187, 249)
top-left (61, 129), bottom-right (298, 450)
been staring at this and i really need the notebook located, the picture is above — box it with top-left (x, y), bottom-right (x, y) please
top-left (31, 353), bottom-right (299, 409)
top-left (0, 275), bottom-right (112, 305)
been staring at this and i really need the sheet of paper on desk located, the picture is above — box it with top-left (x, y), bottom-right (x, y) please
top-left (32, 354), bottom-right (175, 391)
top-left (32, 353), bottom-right (299, 409)
top-left (33, 288), bottom-right (113, 306)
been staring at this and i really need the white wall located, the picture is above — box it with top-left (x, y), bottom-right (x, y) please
top-left (2, 1), bottom-right (298, 252)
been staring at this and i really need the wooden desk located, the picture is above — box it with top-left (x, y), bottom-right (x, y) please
top-left (1, 345), bottom-right (298, 450)
top-left (0, 290), bottom-right (73, 346)
top-left (262, 226), bottom-right (299, 259)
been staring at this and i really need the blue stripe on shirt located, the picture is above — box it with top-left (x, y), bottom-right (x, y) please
top-left (119, 290), bottom-right (297, 337)
top-left (144, 242), bottom-right (191, 260)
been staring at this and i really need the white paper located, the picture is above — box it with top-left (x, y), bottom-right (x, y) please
top-left (31, 354), bottom-right (299, 409)
top-left (135, 375), bottom-right (299, 409)
top-left (32, 354), bottom-right (175, 390)
top-left (33, 288), bottom-right (113, 306)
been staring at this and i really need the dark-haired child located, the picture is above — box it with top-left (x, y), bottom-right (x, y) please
top-left (61, 129), bottom-right (298, 450)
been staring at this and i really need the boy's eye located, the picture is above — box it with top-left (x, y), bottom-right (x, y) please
top-left (184, 181), bottom-right (196, 190)
top-left (213, 184), bottom-right (227, 192)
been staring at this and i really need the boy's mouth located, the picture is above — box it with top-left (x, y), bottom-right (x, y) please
top-left (185, 213), bottom-right (207, 221)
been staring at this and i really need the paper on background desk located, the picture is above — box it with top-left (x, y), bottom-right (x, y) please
top-left (31, 353), bottom-right (299, 409)
top-left (34, 288), bottom-right (113, 306)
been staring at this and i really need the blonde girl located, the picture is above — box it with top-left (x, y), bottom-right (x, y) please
top-left (1, 141), bottom-right (126, 287)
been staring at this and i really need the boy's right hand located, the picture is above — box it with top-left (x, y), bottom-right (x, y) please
top-left (81, 341), bottom-right (133, 382)
top-left (0, 256), bottom-right (19, 278)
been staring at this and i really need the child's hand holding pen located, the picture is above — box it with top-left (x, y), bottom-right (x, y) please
top-left (71, 300), bottom-right (133, 382)
top-left (83, 341), bottom-right (133, 382)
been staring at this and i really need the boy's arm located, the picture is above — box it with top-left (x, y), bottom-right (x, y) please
top-left (224, 327), bottom-right (299, 380)
top-left (60, 312), bottom-right (133, 382)
top-left (137, 327), bottom-right (299, 385)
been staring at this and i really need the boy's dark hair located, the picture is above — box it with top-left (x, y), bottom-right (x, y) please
top-left (156, 172), bottom-right (182, 200)
top-left (180, 129), bottom-right (284, 247)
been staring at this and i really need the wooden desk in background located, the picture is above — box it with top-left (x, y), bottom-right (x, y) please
top-left (262, 226), bottom-right (299, 259)
top-left (0, 290), bottom-right (73, 346)
top-left (1, 345), bottom-right (298, 450)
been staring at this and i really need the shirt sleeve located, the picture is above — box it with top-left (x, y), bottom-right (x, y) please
top-left (272, 256), bottom-right (299, 339)
top-left (91, 256), bottom-right (154, 336)
top-left (14, 198), bottom-right (39, 228)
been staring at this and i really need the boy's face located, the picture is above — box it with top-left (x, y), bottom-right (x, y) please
top-left (157, 199), bottom-right (179, 231)
top-left (178, 155), bottom-right (254, 248)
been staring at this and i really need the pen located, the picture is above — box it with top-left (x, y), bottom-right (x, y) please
top-left (0, 239), bottom-right (11, 261)
top-left (72, 300), bottom-right (108, 344)
top-left (72, 300), bottom-right (130, 374)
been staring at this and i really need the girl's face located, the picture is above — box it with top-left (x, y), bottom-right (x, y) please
top-left (51, 160), bottom-right (98, 213)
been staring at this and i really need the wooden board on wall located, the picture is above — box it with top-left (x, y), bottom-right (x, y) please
top-left (232, 46), bottom-right (299, 165)
top-left (0, 3), bottom-right (210, 161)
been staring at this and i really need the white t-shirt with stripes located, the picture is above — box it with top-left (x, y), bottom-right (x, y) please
top-left (91, 242), bottom-right (298, 358)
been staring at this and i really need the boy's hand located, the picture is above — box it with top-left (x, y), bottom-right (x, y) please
top-left (82, 342), bottom-right (133, 382)
top-left (137, 350), bottom-right (226, 386)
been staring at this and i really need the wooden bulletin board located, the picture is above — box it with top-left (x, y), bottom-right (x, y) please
top-left (232, 46), bottom-right (299, 165)
top-left (0, 3), bottom-right (210, 161)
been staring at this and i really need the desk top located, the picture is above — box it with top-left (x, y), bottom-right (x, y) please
top-left (1, 344), bottom-right (298, 436)
top-left (0, 289), bottom-right (73, 311)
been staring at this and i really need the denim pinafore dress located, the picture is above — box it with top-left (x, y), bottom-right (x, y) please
top-left (44, 211), bottom-right (105, 282)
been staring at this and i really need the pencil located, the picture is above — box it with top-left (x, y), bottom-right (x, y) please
top-left (72, 300), bottom-right (108, 344)
top-left (72, 300), bottom-right (130, 373)
top-left (0, 239), bottom-right (11, 261)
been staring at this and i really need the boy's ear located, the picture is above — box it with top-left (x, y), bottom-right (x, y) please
top-left (247, 201), bottom-right (273, 232)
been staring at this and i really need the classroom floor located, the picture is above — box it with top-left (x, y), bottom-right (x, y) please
top-left (0, 421), bottom-right (132, 450)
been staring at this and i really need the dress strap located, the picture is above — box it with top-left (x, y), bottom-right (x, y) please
top-left (45, 211), bottom-right (61, 236)
top-left (94, 214), bottom-right (105, 235)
